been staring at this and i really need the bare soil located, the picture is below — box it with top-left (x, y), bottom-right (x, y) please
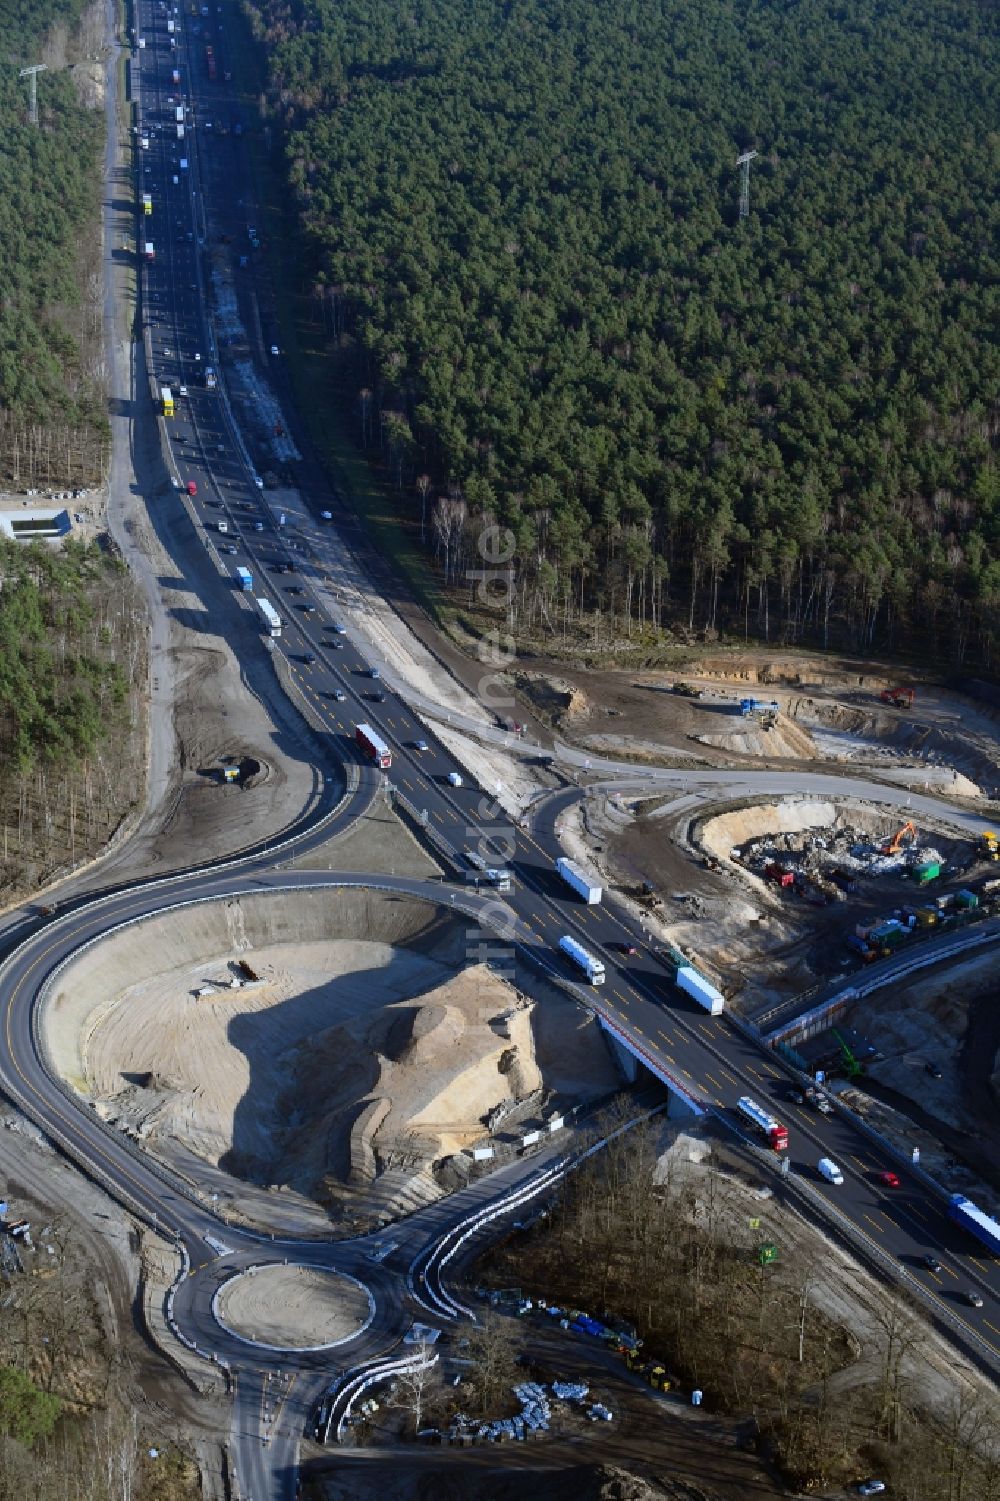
top-left (77, 927), bottom-right (619, 1230)
top-left (513, 657), bottom-right (1000, 798)
top-left (215, 1265), bottom-right (371, 1348)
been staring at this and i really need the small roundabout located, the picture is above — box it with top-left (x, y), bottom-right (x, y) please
top-left (213, 1263), bottom-right (376, 1351)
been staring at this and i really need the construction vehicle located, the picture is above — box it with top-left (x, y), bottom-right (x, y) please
top-left (832, 1028), bottom-right (862, 1078)
top-left (881, 821), bottom-right (916, 855)
top-left (672, 681), bottom-right (701, 698)
top-left (624, 1351), bottom-right (674, 1391)
top-left (765, 862), bottom-right (795, 888)
top-left (880, 686), bottom-right (915, 708)
top-left (978, 831), bottom-right (999, 861)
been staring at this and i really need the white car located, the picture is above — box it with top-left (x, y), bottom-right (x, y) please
top-left (178, 384), bottom-right (188, 397)
top-left (254, 521), bottom-right (264, 531)
top-left (447, 772), bottom-right (463, 788)
top-left (320, 510), bottom-right (332, 520)
top-left (269, 344), bottom-right (279, 356)
top-left (858, 1484), bottom-right (886, 1497)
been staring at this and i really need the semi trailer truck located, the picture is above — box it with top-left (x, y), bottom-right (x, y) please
top-left (355, 723), bottom-right (392, 769)
top-left (675, 965), bottom-right (725, 1015)
top-left (555, 856), bottom-right (602, 904)
top-left (736, 1096), bottom-right (789, 1151)
top-left (948, 1195), bottom-right (1000, 1256)
top-left (255, 597), bottom-right (281, 638)
top-left (558, 935), bottom-right (606, 985)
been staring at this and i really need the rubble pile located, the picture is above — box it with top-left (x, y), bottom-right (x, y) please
top-left (731, 823), bottom-right (947, 906)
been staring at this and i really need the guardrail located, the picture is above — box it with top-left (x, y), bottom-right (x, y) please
top-left (321, 1346), bottom-right (439, 1444)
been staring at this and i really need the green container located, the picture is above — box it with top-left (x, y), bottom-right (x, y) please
top-left (914, 861), bottom-right (942, 884)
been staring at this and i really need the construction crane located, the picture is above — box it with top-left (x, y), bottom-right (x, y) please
top-left (880, 686), bottom-right (915, 708)
top-left (881, 820), bottom-right (917, 855)
top-left (833, 1028), bottom-right (863, 1078)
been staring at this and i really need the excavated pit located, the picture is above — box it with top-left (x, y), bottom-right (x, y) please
top-left (43, 887), bottom-right (620, 1229)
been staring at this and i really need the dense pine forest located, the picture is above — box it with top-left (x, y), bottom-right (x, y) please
top-left (0, 0), bottom-right (109, 488)
top-left (0, 540), bottom-right (146, 899)
top-left (247, 0), bottom-right (1000, 664)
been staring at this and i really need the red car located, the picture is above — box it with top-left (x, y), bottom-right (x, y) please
top-left (878, 1170), bottom-right (901, 1189)
top-left (186, 480), bottom-right (197, 496)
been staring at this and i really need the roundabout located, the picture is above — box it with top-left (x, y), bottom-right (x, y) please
top-left (213, 1263), bottom-right (375, 1351)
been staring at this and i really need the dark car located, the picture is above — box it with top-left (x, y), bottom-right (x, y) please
top-left (299, 603), bottom-right (316, 613)
top-left (366, 690), bottom-right (386, 703)
top-left (413, 738), bottom-right (429, 752)
top-left (301, 652), bottom-right (316, 665)
top-left (611, 941), bottom-right (638, 956)
top-left (925, 1061), bottom-right (943, 1079)
top-left (963, 1290), bottom-right (984, 1309)
top-left (922, 1254), bottom-right (943, 1274)
top-left (287, 585), bottom-right (304, 595)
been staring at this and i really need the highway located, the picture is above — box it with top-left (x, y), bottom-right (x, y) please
top-left (0, 0), bottom-right (998, 1494)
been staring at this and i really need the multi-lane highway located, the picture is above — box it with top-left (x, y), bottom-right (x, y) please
top-left (1, 0), bottom-right (998, 1493)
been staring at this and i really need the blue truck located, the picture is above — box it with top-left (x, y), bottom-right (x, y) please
top-left (948, 1194), bottom-right (1000, 1256)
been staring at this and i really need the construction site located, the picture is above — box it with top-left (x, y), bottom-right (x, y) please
top-left (41, 887), bottom-right (621, 1235)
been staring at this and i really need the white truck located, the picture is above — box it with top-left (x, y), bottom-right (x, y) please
top-left (558, 934), bottom-right (606, 985)
top-left (817, 1157), bottom-right (844, 1186)
top-left (675, 965), bottom-right (725, 1016)
top-left (256, 596), bottom-right (281, 638)
top-left (556, 856), bottom-right (602, 905)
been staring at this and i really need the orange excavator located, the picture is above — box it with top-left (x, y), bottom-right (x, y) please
top-left (881, 821), bottom-right (917, 855)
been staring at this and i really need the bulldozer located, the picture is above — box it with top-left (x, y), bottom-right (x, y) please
top-left (978, 831), bottom-right (999, 862)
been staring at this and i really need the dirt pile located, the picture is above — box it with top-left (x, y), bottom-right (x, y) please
top-left (66, 898), bottom-right (620, 1224)
top-left (691, 714), bottom-right (816, 759)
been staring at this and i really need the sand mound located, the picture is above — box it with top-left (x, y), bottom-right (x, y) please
top-left (692, 715), bottom-right (816, 759)
top-left (57, 890), bottom-right (621, 1225)
top-left (397, 1002), bottom-right (465, 1063)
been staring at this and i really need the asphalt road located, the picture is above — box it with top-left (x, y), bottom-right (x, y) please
top-left (2, 1), bottom-right (997, 1495)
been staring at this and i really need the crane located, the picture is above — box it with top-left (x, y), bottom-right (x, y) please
top-left (881, 821), bottom-right (917, 855)
top-left (833, 1028), bottom-right (863, 1078)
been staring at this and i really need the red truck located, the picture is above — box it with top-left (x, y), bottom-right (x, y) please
top-left (765, 862), bottom-right (795, 888)
top-left (355, 723), bottom-right (391, 769)
top-left (205, 44), bottom-right (217, 81)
